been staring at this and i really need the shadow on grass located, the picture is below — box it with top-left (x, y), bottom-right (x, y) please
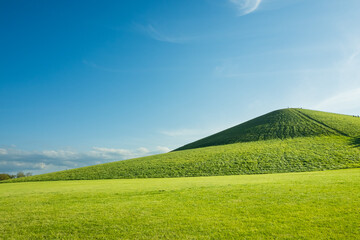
top-left (349, 137), bottom-right (360, 148)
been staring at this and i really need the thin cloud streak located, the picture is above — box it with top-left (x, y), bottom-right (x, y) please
top-left (297, 42), bottom-right (360, 114)
top-left (214, 65), bottom-right (334, 78)
top-left (347, 48), bottom-right (360, 65)
top-left (229, 0), bottom-right (262, 16)
top-left (314, 46), bottom-right (360, 113)
top-left (315, 88), bottom-right (360, 113)
top-left (135, 24), bottom-right (194, 43)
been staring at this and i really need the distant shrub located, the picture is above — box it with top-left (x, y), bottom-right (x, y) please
top-left (16, 172), bottom-right (26, 178)
top-left (0, 174), bottom-right (13, 181)
top-left (14, 172), bottom-right (32, 178)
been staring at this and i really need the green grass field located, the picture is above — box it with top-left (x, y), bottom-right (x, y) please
top-left (1, 169), bottom-right (359, 239)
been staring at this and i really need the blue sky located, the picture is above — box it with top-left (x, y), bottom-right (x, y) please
top-left (1, 0), bottom-right (360, 174)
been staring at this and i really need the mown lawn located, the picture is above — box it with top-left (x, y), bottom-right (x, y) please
top-left (1, 169), bottom-right (359, 239)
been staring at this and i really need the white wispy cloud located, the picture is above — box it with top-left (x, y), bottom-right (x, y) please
top-left (315, 88), bottom-right (360, 113)
top-left (214, 37), bottom-right (360, 115)
top-left (135, 24), bottom-right (193, 43)
top-left (293, 41), bottom-right (360, 114)
top-left (314, 43), bottom-right (360, 112)
top-left (90, 147), bottom-right (151, 159)
top-left (229, 0), bottom-right (262, 16)
top-left (0, 148), bottom-right (7, 155)
top-left (0, 146), bottom-right (169, 175)
top-left (156, 146), bottom-right (171, 153)
top-left (215, 65), bottom-right (334, 78)
top-left (347, 48), bottom-right (360, 65)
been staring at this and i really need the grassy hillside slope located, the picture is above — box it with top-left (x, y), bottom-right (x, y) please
top-left (1, 169), bottom-right (359, 239)
top-left (4, 108), bottom-right (360, 182)
top-left (176, 108), bottom-right (360, 151)
top-left (6, 136), bottom-right (360, 182)
top-left (298, 108), bottom-right (360, 137)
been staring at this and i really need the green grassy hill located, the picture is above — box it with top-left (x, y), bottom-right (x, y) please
top-left (4, 108), bottom-right (360, 182)
top-left (176, 108), bottom-right (360, 150)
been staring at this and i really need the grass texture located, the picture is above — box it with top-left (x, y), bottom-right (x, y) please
top-left (1, 169), bottom-right (359, 239)
top-left (5, 108), bottom-right (360, 182)
top-left (5, 136), bottom-right (360, 182)
top-left (176, 108), bottom-right (360, 150)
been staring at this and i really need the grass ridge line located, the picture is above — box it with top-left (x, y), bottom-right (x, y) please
top-left (289, 108), bottom-right (337, 135)
top-left (294, 109), bottom-right (349, 137)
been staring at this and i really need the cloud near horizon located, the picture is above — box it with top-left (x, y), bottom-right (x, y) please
top-left (229, 0), bottom-right (262, 16)
top-left (315, 88), bottom-right (360, 114)
top-left (0, 146), bottom-right (170, 175)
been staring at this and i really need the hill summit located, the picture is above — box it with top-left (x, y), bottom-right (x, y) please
top-left (175, 108), bottom-right (360, 151)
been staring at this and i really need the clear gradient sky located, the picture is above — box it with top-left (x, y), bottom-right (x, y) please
top-left (1, 0), bottom-right (360, 174)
